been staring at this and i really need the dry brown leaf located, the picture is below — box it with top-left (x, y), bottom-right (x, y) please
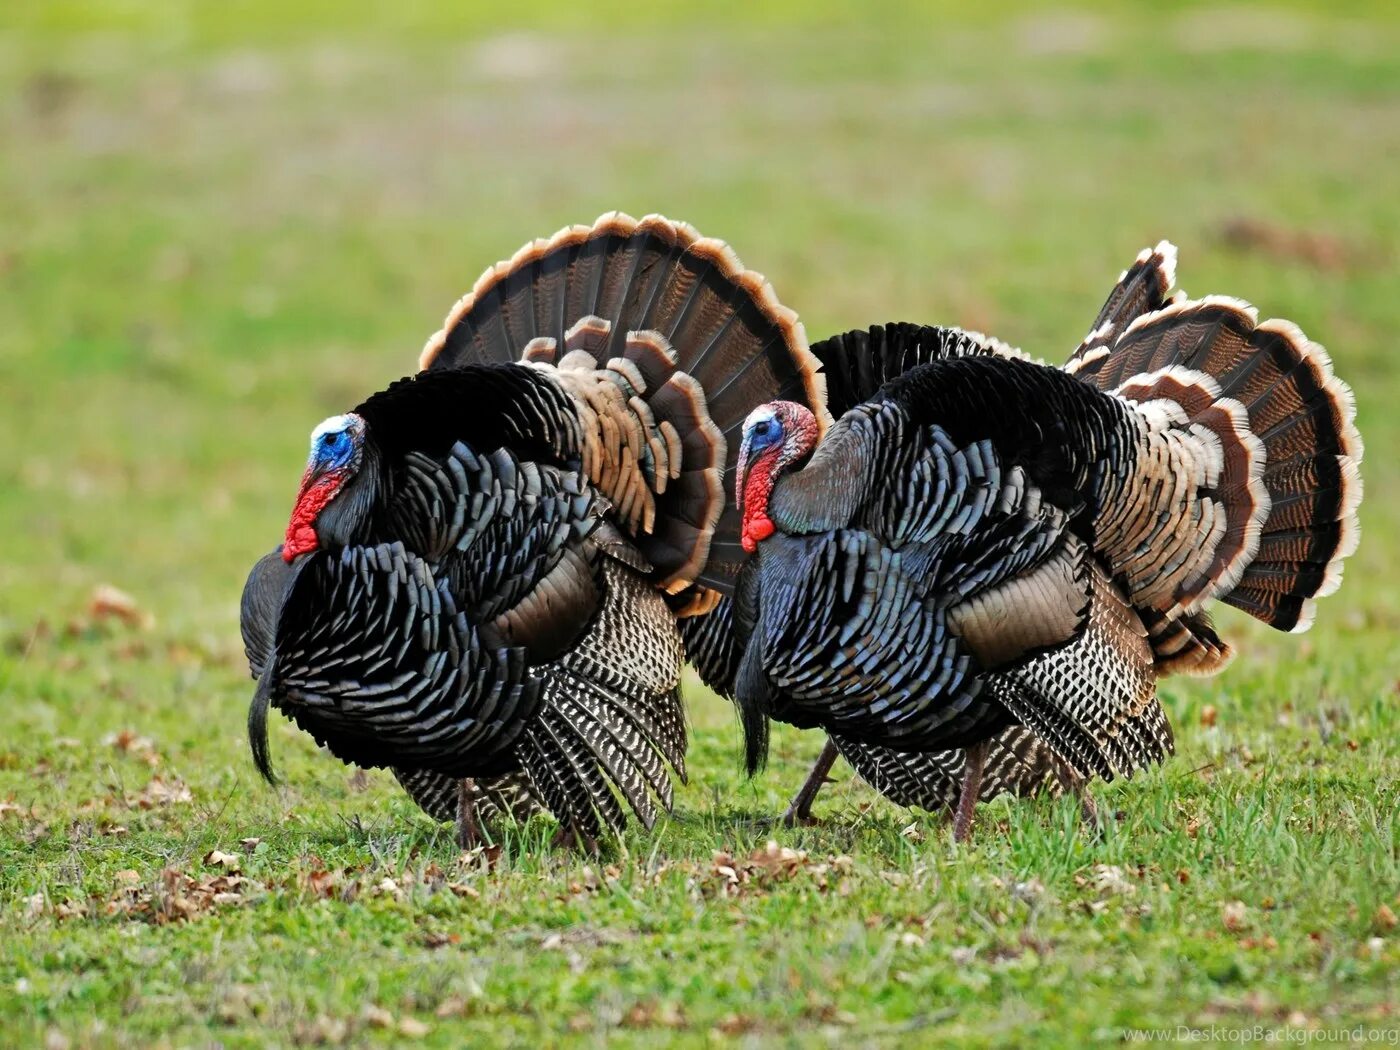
top-left (103, 730), bottom-right (161, 767)
top-left (1374, 904), bottom-right (1397, 932)
top-left (88, 584), bottom-right (152, 629)
top-left (204, 850), bottom-right (242, 872)
top-left (128, 776), bottom-right (192, 809)
top-left (1200, 705), bottom-right (1218, 728)
top-left (1222, 900), bottom-right (1249, 932)
top-left (363, 1007), bottom-right (394, 1029)
top-left (1091, 865), bottom-right (1135, 897)
top-left (398, 1017), bottom-right (430, 1038)
top-left (294, 1015), bottom-right (348, 1045)
top-left (714, 1014), bottom-right (756, 1037)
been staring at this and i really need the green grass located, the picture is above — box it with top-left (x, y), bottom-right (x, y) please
top-left (2, 2), bottom-right (1398, 1045)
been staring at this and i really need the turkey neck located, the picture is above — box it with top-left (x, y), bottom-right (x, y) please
top-left (314, 440), bottom-right (383, 547)
top-left (765, 419), bottom-right (870, 533)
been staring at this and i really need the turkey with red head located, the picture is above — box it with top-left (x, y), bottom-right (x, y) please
top-left (709, 243), bottom-right (1362, 839)
top-left (240, 213), bottom-right (826, 848)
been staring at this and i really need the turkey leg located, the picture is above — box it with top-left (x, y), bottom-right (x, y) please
top-left (1051, 754), bottom-right (1100, 828)
top-left (952, 739), bottom-right (988, 843)
top-left (781, 738), bottom-right (840, 826)
top-left (455, 778), bottom-right (483, 850)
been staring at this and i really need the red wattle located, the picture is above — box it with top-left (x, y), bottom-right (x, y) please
top-left (283, 471), bottom-right (345, 562)
top-left (739, 453), bottom-right (779, 554)
top-left (741, 516), bottom-right (775, 553)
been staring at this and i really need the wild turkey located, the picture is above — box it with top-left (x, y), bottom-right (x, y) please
top-left (240, 213), bottom-right (826, 848)
top-left (719, 242), bottom-right (1362, 838)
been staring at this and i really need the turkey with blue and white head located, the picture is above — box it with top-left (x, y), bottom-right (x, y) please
top-left (240, 213), bottom-right (827, 849)
top-left (692, 243), bottom-right (1363, 838)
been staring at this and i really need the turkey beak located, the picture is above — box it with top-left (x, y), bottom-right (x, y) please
top-left (296, 461), bottom-right (330, 496)
top-left (735, 435), bottom-right (755, 517)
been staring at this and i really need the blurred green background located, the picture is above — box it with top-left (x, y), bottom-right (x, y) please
top-left (1, 2), bottom-right (1397, 1046)
top-left (4, 0), bottom-right (1397, 635)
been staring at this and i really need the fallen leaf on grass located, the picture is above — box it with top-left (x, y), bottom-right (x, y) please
top-left (88, 584), bottom-right (153, 630)
top-left (802, 998), bottom-right (857, 1027)
top-left (1374, 904), bottom-right (1397, 932)
top-left (102, 730), bottom-right (160, 767)
top-left (714, 1014), bottom-right (756, 1037)
top-left (456, 844), bottom-right (503, 872)
top-left (706, 841), bottom-right (821, 898)
top-left (293, 1015), bottom-right (349, 1046)
top-left (102, 866), bottom-right (261, 924)
top-left (305, 869), bottom-right (340, 898)
top-left (128, 775), bottom-right (192, 809)
top-left (362, 1007), bottom-right (394, 1029)
top-left (621, 1001), bottom-right (687, 1029)
top-left (422, 931), bottom-right (461, 949)
top-left (1222, 900), bottom-right (1249, 933)
top-left (203, 850), bottom-right (242, 872)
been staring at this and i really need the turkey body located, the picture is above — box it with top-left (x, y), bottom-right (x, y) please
top-left (712, 244), bottom-right (1362, 833)
top-left (240, 213), bottom-right (827, 847)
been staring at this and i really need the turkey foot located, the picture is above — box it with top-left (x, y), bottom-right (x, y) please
top-left (952, 740), bottom-right (989, 843)
top-left (551, 823), bottom-right (601, 854)
top-left (781, 739), bottom-right (840, 827)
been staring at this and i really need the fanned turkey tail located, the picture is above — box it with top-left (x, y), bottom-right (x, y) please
top-left (806, 322), bottom-right (1030, 416)
top-left (1066, 247), bottom-right (1363, 672)
top-left (419, 211), bottom-right (829, 609)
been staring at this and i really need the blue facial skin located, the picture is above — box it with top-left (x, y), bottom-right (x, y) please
top-left (746, 417), bottom-right (783, 451)
top-left (313, 428), bottom-right (355, 472)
